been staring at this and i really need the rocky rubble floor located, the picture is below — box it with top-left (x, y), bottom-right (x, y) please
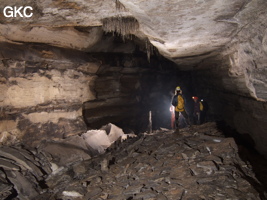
top-left (40, 123), bottom-right (266, 200)
top-left (1, 122), bottom-right (267, 200)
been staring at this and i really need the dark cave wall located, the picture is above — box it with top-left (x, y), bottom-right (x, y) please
top-left (192, 47), bottom-right (267, 157)
top-left (223, 95), bottom-right (267, 152)
top-left (194, 76), bottom-right (267, 157)
top-left (194, 65), bottom-right (267, 151)
top-left (83, 53), bottom-right (187, 133)
top-left (191, 3), bottom-right (267, 157)
top-left (0, 42), bottom-right (188, 146)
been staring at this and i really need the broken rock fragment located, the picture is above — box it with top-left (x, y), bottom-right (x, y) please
top-left (82, 129), bottom-right (111, 154)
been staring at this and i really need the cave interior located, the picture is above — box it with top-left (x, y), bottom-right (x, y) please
top-left (0, 0), bottom-right (267, 199)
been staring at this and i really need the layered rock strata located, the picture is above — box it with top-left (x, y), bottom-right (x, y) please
top-left (83, 53), bottom-right (182, 132)
top-left (0, 0), bottom-right (266, 158)
top-left (0, 42), bottom-right (183, 146)
top-left (0, 43), bottom-right (98, 146)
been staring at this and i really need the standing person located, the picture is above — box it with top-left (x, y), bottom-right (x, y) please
top-left (171, 86), bottom-right (190, 134)
top-left (200, 99), bottom-right (208, 123)
top-left (192, 96), bottom-right (202, 125)
top-left (169, 105), bottom-right (175, 129)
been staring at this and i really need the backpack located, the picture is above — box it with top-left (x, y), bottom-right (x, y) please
top-left (200, 102), bottom-right (204, 111)
top-left (171, 95), bottom-right (178, 107)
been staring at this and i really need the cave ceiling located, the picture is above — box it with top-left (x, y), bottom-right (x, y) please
top-left (0, 0), bottom-right (254, 69)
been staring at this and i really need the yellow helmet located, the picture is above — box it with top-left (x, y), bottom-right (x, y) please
top-left (176, 86), bottom-right (181, 91)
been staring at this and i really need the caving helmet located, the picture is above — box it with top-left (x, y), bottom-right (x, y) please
top-left (176, 86), bottom-right (181, 91)
top-left (192, 96), bottom-right (198, 100)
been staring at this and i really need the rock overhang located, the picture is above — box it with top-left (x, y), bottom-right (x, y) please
top-left (0, 0), bottom-right (252, 68)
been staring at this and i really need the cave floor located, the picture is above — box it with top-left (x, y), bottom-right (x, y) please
top-left (37, 122), bottom-right (266, 200)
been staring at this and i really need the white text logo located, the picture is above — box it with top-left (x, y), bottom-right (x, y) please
top-left (3, 6), bottom-right (33, 18)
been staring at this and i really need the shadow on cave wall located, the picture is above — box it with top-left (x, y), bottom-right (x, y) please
top-left (216, 120), bottom-right (267, 194)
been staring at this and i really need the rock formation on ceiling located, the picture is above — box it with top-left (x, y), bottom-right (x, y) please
top-left (0, 0), bottom-right (267, 157)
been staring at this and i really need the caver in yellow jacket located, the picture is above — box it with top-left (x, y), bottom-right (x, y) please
top-left (175, 94), bottom-right (185, 112)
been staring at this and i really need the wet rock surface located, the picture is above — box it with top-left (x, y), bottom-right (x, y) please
top-left (1, 122), bottom-right (266, 200)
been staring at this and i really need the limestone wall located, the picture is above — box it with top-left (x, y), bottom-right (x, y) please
top-left (0, 43), bottom-right (99, 146)
top-left (0, 42), bottom-right (182, 147)
top-left (193, 3), bottom-right (267, 156)
top-left (83, 54), bottom-right (182, 132)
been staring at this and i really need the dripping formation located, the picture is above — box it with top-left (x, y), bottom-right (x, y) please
top-left (102, 16), bottom-right (139, 39)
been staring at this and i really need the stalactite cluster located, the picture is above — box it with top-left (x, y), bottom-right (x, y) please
top-left (102, 13), bottom-right (153, 62)
top-left (102, 16), bottom-right (139, 39)
top-left (146, 39), bottom-right (154, 62)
